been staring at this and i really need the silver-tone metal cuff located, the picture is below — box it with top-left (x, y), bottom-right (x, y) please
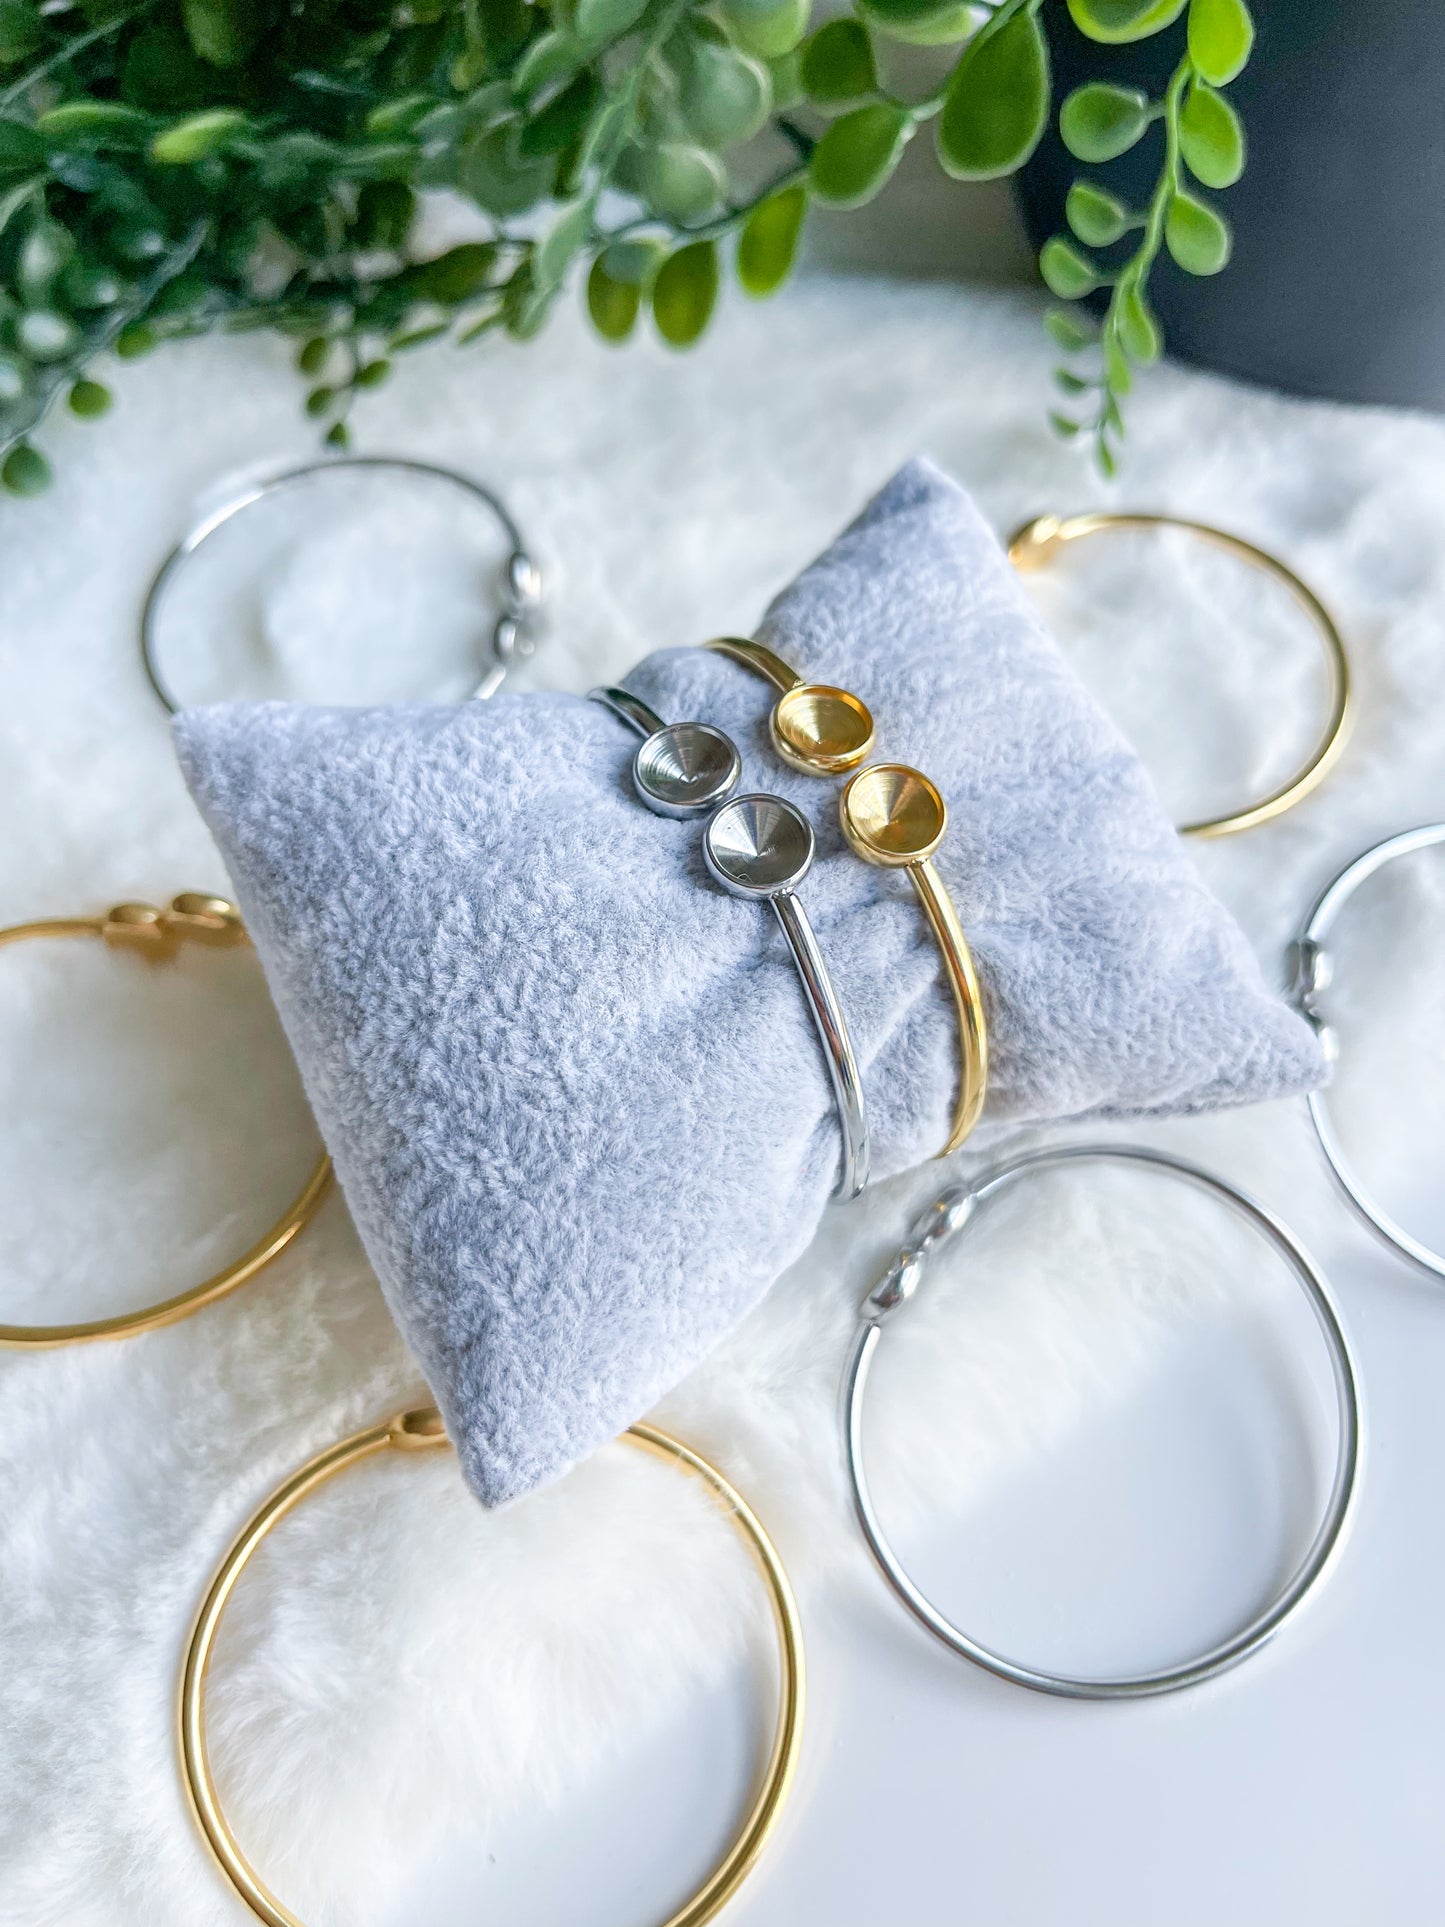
top-left (843, 1142), bottom-right (1360, 1698)
top-left (1290, 822), bottom-right (1445, 1277)
top-left (589, 687), bottom-right (870, 1199)
top-left (141, 456), bottom-right (543, 714)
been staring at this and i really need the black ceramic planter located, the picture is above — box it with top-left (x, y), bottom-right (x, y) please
top-left (1017, 0), bottom-right (1445, 411)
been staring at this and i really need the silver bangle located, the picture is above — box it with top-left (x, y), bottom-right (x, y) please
top-left (589, 686), bottom-right (870, 1200)
top-left (141, 455), bottom-right (544, 715)
top-left (1290, 823), bottom-right (1445, 1277)
top-left (842, 1142), bottom-right (1360, 1699)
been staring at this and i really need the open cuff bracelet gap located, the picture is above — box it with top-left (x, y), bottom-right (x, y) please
top-left (1008, 511), bottom-right (1352, 839)
top-left (1290, 822), bottom-right (1445, 1277)
top-left (842, 1143), bottom-right (1360, 1700)
top-left (180, 1408), bottom-right (805, 1927)
top-left (0, 896), bottom-right (331, 1347)
top-left (141, 456), bottom-right (544, 715)
top-left (590, 686), bottom-right (869, 1199)
top-left (707, 639), bottom-right (988, 1157)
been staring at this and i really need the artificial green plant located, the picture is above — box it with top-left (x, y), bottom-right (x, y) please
top-left (0, 0), bottom-right (1253, 496)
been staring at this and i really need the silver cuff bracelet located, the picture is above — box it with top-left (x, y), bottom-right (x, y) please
top-left (141, 456), bottom-right (544, 714)
top-left (590, 686), bottom-right (870, 1200)
top-left (1291, 822), bottom-right (1445, 1277)
top-left (842, 1142), bottom-right (1360, 1699)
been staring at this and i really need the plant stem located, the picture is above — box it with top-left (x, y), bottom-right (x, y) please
top-left (0, 6), bottom-right (149, 112)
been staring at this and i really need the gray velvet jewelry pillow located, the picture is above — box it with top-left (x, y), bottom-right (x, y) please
top-left (175, 458), bottom-right (1325, 1507)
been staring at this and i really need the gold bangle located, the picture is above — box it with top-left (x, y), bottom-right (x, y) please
top-left (0, 894), bottom-right (332, 1348)
top-left (180, 1408), bottom-right (806, 1927)
top-left (1007, 512), bottom-right (1353, 839)
top-left (708, 639), bottom-right (988, 1155)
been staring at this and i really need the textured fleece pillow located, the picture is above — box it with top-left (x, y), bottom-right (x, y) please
top-left (175, 458), bottom-right (1325, 1506)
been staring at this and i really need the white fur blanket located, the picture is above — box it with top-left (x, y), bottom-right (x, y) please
top-left (2, 268), bottom-right (1443, 1926)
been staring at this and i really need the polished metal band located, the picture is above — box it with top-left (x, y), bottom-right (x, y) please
top-left (1291, 823), bottom-right (1445, 1277)
top-left (180, 1408), bottom-right (805, 1927)
top-left (141, 456), bottom-right (543, 714)
top-left (1008, 511), bottom-right (1352, 838)
top-left (843, 1143), bottom-right (1360, 1699)
top-left (589, 686), bottom-right (869, 1198)
top-left (707, 639), bottom-right (988, 1157)
top-left (0, 896), bottom-right (331, 1346)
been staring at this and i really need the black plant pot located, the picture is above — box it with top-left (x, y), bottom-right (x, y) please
top-left (1017, 0), bottom-right (1445, 410)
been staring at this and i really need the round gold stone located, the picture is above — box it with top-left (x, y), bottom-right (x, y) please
top-left (841, 763), bottom-right (947, 866)
top-left (771, 683), bottom-right (874, 776)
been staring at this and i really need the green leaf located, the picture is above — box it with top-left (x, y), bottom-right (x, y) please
top-left (586, 253), bottom-right (641, 340)
top-left (1066, 0), bottom-right (1185, 42)
top-left (1, 442), bottom-right (50, 497)
top-left (737, 182), bottom-right (807, 296)
top-left (518, 72), bottom-right (600, 157)
top-left (639, 141), bottom-right (727, 222)
top-left (800, 19), bottom-right (876, 104)
top-left (573, 0), bottom-right (649, 44)
top-left (1104, 333), bottom-right (1132, 390)
top-left (121, 25), bottom-right (212, 112)
top-left (1054, 367), bottom-right (1090, 394)
top-left (1187, 0), bottom-right (1253, 86)
top-left (16, 310), bottom-right (78, 361)
top-left (18, 222), bottom-right (73, 298)
top-left (652, 238), bottom-right (719, 347)
top-left (296, 337), bottom-right (329, 375)
top-left (304, 385), bottom-right (335, 418)
top-left (0, 352), bottom-right (29, 403)
top-left (405, 242), bottom-right (498, 302)
top-left (1039, 235), bottom-right (1097, 298)
top-left (1165, 188), bottom-right (1231, 273)
top-left (859, 0), bottom-right (978, 47)
top-left (68, 379), bottom-right (112, 418)
top-left (1114, 280), bottom-right (1160, 360)
top-left (600, 238), bottom-right (665, 285)
top-left (150, 108), bottom-right (248, 164)
top-left (459, 126), bottom-right (556, 217)
top-left (1049, 411), bottom-right (1082, 439)
top-left (0, 119), bottom-right (43, 178)
top-left (937, 5), bottom-right (1050, 181)
top-left (324, 420), bottom-right (350, 449)
top-left (389, 321), bottom-right (451, 351)
top-left (36, 101), bottom-right (151, 148)
top-left (808, 101), bottom-right (909, 207)
top-left (722, 0), bottom-right (809, 60)
top-left (182, 0), bottom-right (270, 69)
top-left (1044, 305), bottom-right (1096, 351)
top-left (769, 47), bottom-right (805, 109)
top-left (512, 30), bottom-right (585, 98)
top-left (1097, 437), bottom-right (1117, 478)
top-left (115, 323), bottom-right (158, 359)
top-left (354, 359), bottom-right (390, 388)
top-left (534, 198), bottom-right (591, 290)
top-left (0, 0), bottom-right (43, 66)
top-left (1059, 82), bottom-right (1151, 162)
top-left (677, 38), bottom-right (772, 147)
top-left (353, 180), bottom-right (416, 250)
top-left (1065, 178), bottom-right (1130, 245)
top-left (1178, 77), bottom-right (1243, 186)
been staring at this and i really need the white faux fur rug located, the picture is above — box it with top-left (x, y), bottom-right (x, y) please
top-left (2, 264), bottom-right (1443, 1926)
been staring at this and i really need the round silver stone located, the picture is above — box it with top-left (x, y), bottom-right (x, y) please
top-left (633, 723), bottom-right (741, 820)
top-left (704, 794), bottom-right (815, 899)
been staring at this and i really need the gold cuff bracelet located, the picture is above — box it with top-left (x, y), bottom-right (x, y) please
top-left (0, 895), bottom-right (331, 1347)
top-left (1008, 511), bottom-right (1352, 839)
top-left (708, 639), bottom-right (988, 1155)
top-left (180, 1407), bottom-right (805, 1927)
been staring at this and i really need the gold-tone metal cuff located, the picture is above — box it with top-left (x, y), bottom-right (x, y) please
top-left (180, 1408), bottom-right (806, 1927)
top-left (1008, 511), bottom-right (1352, 839)
top-left (0, 895), bottom-right (331, 1348)
top-left (708, 639), bottom-right (988, 1155)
